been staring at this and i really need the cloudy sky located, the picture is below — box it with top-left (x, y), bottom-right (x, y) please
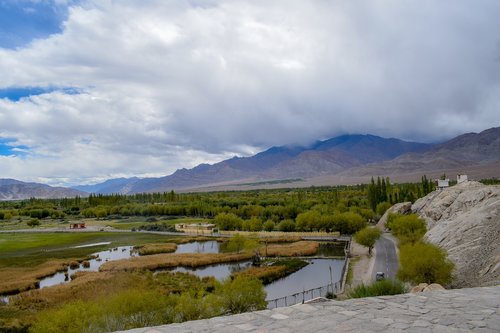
top-left (1, 0), bottom-right (499, 186)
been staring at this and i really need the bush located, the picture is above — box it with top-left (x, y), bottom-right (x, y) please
top-left (27, 218), bottom-right (40, 227)
top-left (30, 275), bottom-right (266, 333)
top-left (349, 279), bottom-right (407, 298)
top-left (217, 276), bottom-right (267, 314)
top-left (397, 242), bottom-right (454, 285)
top-left (387, 214), bottom-right (426, 244)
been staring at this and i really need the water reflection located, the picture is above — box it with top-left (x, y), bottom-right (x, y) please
top-left (39, 246), bottom-right (137, 289)
top-left (264, 259), bottom-right (344, 300)
top-left (175, 241), bottom-right (220, 254)
top-left (172, 261), bottom-right (252, 280)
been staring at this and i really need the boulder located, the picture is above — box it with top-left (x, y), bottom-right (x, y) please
top-left (410, 283), bottom-right (428, 293)
top-left (423, 284), bottom-right (445, 292)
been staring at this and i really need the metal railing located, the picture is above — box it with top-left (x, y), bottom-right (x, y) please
top-left (266, 257), bottom-right (349, 309)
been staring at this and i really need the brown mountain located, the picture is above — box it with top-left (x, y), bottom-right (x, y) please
top-left (78, 134), bottom-right (432, 194)
top-left (0, 179), bottom-right (86, 201)
top-left (336, 127), bottom-right (500, 180)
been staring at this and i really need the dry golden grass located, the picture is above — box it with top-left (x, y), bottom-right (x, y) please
top-left (259, 235), bottom-right (302, 243)
top-left (260, 241), bottom-right (319, 257)
top-left (0, 259), bottom-right (76, 295)
top-left (99, 252), bottom-right (254, 272)
top-left (134, 243), bottom-right (177, 255)
top-left (232, 266), bottom-right (285, 281)
top-left (10, 271), bottom-right (144, 311)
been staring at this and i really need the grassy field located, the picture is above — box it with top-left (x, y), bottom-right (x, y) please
top-left (0, 216), bottom-right (209, 231)
top-left (0, 232), bottom-right (186, 268)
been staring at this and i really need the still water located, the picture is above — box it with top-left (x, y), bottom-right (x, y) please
top-left (175, 241), bottom-right (220, 254)
top-left (26, 240), bottom-right (346, 306)
top-left (39, 246), bottom-right (138, 288)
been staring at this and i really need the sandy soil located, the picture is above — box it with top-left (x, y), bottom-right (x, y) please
top-left (348, 240), bottom-right (375, 287)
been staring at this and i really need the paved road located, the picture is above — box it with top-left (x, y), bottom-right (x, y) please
top-left (372, 233), bottom-right (398, 281)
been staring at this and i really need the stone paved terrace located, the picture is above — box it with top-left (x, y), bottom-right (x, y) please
top-left (118, 286), bottom-right (499, 333)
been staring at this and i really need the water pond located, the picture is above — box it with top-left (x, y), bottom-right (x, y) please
top-left (39, 246), bottom-right (138, 288)
top-left (7, 240), bottom-right (345, 309)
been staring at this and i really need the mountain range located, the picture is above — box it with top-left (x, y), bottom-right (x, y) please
top-left (1, 127), bottom-right (499, 199)
top-left (0, 179), bottom-right (85, 201)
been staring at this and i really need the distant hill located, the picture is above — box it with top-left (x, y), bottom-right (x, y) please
top-left (78, 134), bottom-right (433, 194)
top-left (337, 127), bottom-right (500, 178)
top-left (72, 177), bottom-right (140, 194)
top-left (0, 179), bottom-right (86, 201)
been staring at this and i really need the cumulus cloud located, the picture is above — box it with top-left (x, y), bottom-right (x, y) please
top-left (0, 0), bottom-right (499, 185)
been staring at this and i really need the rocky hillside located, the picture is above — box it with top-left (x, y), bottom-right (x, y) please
top-left (412, 181), bottom-right (500, 288)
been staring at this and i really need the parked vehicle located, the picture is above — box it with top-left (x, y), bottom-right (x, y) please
top-left (375, 272), bottom-right (385, 281)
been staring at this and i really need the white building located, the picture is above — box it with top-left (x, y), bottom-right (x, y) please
top-left (437, 179), bottom-right (450, 189)
top-left (457, 174), bottom-right (468, 184)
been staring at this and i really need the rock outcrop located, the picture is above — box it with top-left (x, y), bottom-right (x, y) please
top-left (412, 181), bottom-right (500, 288)
top-left (410, 283), bottom-right (445, 293)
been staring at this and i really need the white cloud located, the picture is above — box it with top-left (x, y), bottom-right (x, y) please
top-left (0, 0), bottom-right (499, 185)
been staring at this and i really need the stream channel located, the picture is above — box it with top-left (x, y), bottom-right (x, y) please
top-left (3, 241), bottom-right (345, 306)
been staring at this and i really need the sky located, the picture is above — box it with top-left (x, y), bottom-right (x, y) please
top-left (1, 0), bottom-right (500, 186)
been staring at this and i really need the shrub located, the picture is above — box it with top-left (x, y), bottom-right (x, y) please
top-left (217, 276), bottom-right (267, 314)
top-left (27, 218), bottom-right (40, 227)
top-left (349, 279), bottom-right (407, 298)
top-left (397, 242), bottom-right (454, 285)
top-left (387, 214), bottom-right (426, 244)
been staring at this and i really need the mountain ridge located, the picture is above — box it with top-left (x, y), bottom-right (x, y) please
top-left (0, 180), bottom-right (87, 201)
top-left (73, 133), bottom-right (434, 194)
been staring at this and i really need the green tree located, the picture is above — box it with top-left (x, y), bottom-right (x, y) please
top-left (354, 227), bottom-right (381, 255)
top-left (277, 219), bottom-right (296, 232)
top-left (387, 214), bottom-right (426, 244)
top-left (376, 201), bottom-right (391, 217)
top-left (397, 242), bottom-right (454, 285)
top-left (224, 234), bottom-right (259, 253)
top-left (214, 213), bottom-right (243, 231)
top-left (263, 220), bottom-right (275, 232)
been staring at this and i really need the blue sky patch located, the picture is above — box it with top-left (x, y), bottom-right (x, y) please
top-left (0, 138), bottom-right (29, 156)
top-left (0, 87), bottom-right (82, 101)
top-left (0, 1), bottom-right (79, 49)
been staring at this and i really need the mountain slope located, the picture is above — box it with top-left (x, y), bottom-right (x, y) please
top-left (81, 134), bottom-right (432, 194)
top-left (338, 127), bottom-right (500, 178)
top-left (0, 180), bottom-right (87, 200)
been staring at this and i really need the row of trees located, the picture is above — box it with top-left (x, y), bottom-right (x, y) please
top-left (213, 211), bottom-right (367, 234)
